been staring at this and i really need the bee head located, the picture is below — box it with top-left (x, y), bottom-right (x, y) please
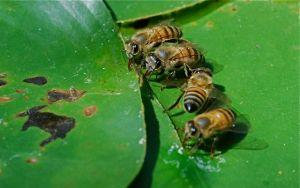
top-left (145, 53), bottom-right (163, 73)
top-left (183, 120), bottom-right (200, 147)
top-left (191, 67), bottom-right (212, 77)
top-left (125, 41), bottom-right (140, 58)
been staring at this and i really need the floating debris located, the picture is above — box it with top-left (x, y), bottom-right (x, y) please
top-left (26, 158), bottom-right (38, 164)
top-left (23, 76), bottom-right (47, 86)
top-left (83, 105), bottom-right (97, 117)
top-left (18, 105), bottom-right (75, 147)
top-left (47, 88), bottom-right (86, 103)
top-left (0, 97), bottom-right (12, 103)
top-left (16, 89), bottom-right (26, 94)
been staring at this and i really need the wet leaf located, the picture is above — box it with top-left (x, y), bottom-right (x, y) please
top-left (121, 1), bottom-right (299, 187)
top-left (0, 1), bottom-right (145, 187)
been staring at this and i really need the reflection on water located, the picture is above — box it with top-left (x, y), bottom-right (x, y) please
top-left (165, 143), bottom-right (226, 175)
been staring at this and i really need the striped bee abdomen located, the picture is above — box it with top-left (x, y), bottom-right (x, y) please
top-left (184, 87), bottom-right (208, 113)
top-left (216, 108), bottom-right (236, 125)
top-left (151, 25), bottom-right (182, 42)
top-left (170, 47), bottom-right (204, 66)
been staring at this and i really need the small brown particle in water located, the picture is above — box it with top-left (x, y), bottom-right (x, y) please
top-left (26, 158), bottom-right (38, 164)
top-left (0, 97), bottom-right (12, 103)
top-left (206, 20), bottom-right (214, 28)
top-left (16, 89), bottom-right (26, 94)
top-left (84, 105), bottom-right (98, 117)
top-left (230, 6), bottom-right (238, 12)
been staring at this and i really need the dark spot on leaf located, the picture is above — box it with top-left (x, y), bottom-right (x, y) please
top-left (0, 80), bottom-right (7, 87)
top-left (132, 19), bottom-right (149, 29)
top-left (83, 105), bottom-right (97, 117)
top-left (23, 76), bottom-right (47, 85)
top-left (18, 105), bottom-right (75, 147)
top-left (26, 158), bottom-right (38, 164)
top-left (0, 97), bottom-right (12, 103)
top-left (230, 5), bottom-right (238, 12)
top-left (47, 88), bottom-right (86, 103)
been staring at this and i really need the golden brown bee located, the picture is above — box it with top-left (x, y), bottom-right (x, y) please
top-left (144, 41), bottom-right (205, 77)
top-left (183, 108), bottom-right (237, 154)
top-left (164, 68), bottom-right (222, 113)
top-left (125, 25), bottom-right (182, 69)
top-left (183, 68), bottom-right (213, 112)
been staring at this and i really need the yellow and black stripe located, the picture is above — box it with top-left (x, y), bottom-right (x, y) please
top-left (153, 25), bottom-right (182, 41)
top-left (184, 87), bottom-right (208, 113)
top-left (216, 108), bottom-right (236, 124)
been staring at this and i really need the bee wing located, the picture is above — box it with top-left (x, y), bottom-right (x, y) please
top-left (232, 136), bottom-right (269, 150)
top-left (203, 59), bottom-right (224, 74)
top-left (158, 77), bottom-right (187, 89)
top-left (157, 18), bottom-right (176, 26)
top-left (224, 110), bottom-right (252, 133)
top-left (203, 87), bottom-right (231, 112)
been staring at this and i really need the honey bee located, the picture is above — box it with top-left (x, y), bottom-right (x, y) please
top-left (125, 25), bottom-right (182, 70)
top-left (183, 107), bottom-right (238, 155)
top-left (164, 67), bottom-right (214, 113)
top-left (144, 41), bottom-right (205, 77)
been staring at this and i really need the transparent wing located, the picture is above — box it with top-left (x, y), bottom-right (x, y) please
top-left (203, 59), bottom-right (224, 74)
top-left (202, 87), bottom-right (232, 112)
top-left (232, 136), bottom-right (269, 150)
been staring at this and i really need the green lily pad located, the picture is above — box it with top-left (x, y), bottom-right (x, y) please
top-left (0, 1), bottom-right (145, 187)
top-left (120, 1), bottom-right (299, 187)
top-left (106, 0), bottom-right (204, 24)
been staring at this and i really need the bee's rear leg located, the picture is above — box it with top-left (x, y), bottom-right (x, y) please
top-left (164, 92), bottom-right (184, 112)
top-left (210, 137), bottom-right (219, 158)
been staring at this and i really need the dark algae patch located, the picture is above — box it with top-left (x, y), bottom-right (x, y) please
top-left (23, 76), bottom-right (47, 85)
top-left (47, 88), bottom-right (86, 103)
top-left (18, 105), bottom-right (75, 147)
top-left (0, 80), bottom-right (6, 87)
top-left (0, 73), bottom-right (7, 87)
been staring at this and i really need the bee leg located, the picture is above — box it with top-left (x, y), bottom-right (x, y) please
top-left (160, 85), bottom-right (167, 91)
top-left (210, 137), bottom-right (219, 158)
top-left (128, 58), bottom-right (135, 71)
top-left (175, 127), bottom-right (184, 132)
top-left (164, 92), bottom-right (184, 112)
top-left (183, 64), bottom-right (193, 77)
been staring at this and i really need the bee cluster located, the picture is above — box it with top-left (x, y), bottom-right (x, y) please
top-left (125, 24), bottom-right (246, 155)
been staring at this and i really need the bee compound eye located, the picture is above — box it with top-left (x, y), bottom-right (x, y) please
top-left (197, 117), bottom-right (211, 128)
top-left (155, 58), bottom-right (162, 68)
top-left (186, 121), bottom-right (197, 135)
top-left (131, 43), bottom-right (139, 54)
